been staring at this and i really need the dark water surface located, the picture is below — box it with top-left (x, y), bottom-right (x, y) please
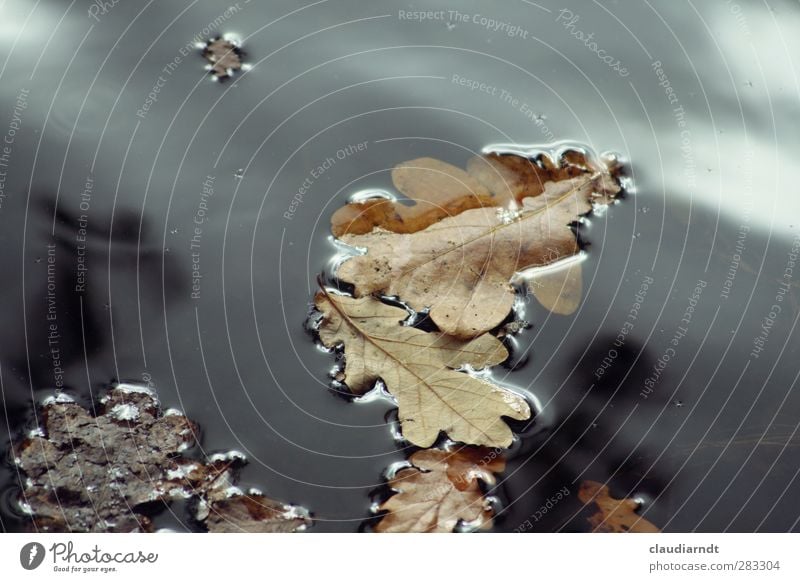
top-left (1, 0), bottom-right (799, 532)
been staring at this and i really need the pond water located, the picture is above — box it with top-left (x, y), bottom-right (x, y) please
top-left (1, 0), bottom-right (799, 532)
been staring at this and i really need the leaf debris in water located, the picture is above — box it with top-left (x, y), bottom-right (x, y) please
top-left (202, 37), bottom-right (243, 80)
top-left (578, 480), bottom-right (659, 533)
top-left (12, 385), bottom-right (310, 533)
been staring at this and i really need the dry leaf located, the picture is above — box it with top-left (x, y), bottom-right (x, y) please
top-left (375, 448), bottom-right (504, 533)
top-left (337, 169), bottom-right (620, 338)
top-left (578, 480), bottom-right (660, 533)
top-left (465, 150), bottom-right (590, 202)
top-left (332, 150), bottom-right (604, 237)
top-left (202, 38), bottom-right (242, 79)
top-left (527, 261), bottom-right (583, 315)
top-left (314, 290), bottom-right (530, 448)
top-left (13, 385), bottom-right (309, 533)
top-left (331, 157), bottom-right (500, 237)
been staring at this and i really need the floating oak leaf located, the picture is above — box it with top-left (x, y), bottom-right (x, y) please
top-left (12, 385), bottom-right (308, 533)
top-left (331, 158), bottom-right (499, 237)
top-left (202, 38), bottom-right (243, 79)
top-left (336, 168), bottom-right (621, 338)
top-left (314, 290), bottom-right (530, 448)
top-left (375, 448), bottom-right (504, 533)
top-left (578, 480), bottom-right (659, 533)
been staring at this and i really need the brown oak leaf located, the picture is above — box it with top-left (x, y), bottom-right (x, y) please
top-left (375, 448), bottom-right (505, 533)
top-left (314, 290), bottom-right (530, 448)
top-left (336, 168), bottom-right (621, 338)
top-left (578, 480), bottom-right (660, 533)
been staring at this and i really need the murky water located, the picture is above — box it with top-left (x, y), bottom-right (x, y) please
top-left (1, 0), bottom-right (799, 532)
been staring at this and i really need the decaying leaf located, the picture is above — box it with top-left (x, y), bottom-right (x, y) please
top-left (13, 385), bottom-right (309, 533)
top-left (314, 290), bottom-right (530, 448)
top-left (465, 150), bottom-right (591, 202)
top-left (375, 448), bottom-right (504, 533)
top-left (578, 480), bottom-right (660, 533)
top-left (527, 260), bottom-right (583, 315)
top-left (202, 38), bottom-right (243, 79)
top-left (203, 495), bottom-right (310, 533)
top-left (332, 158), bottom-right (499, 237)
top-left (332, 150), bottom-right (607, 237)
top-left (337, 168), bottom-right (620, 338)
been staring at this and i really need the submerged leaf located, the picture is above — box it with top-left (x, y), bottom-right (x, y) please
top-left (578, 480), bottom-right (660, 533)
top-left (314, 290), bottom-right (530, 447)
top-left (13, 386), bottom-right (309, 533)
top-left (337, 169), bottom-right (620, 338)
top-left (375, 448), bottom-right (504, 533)
top-left (465, 151), bottom-right (589, 202)
top-left (331, 158), bottom-right (499, 237)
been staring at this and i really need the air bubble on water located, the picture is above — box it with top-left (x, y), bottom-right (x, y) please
top-left (112, 381), bottom-right (157, 399)
top-left (384, 460), bottom-right (413, 481)
top-left (281, 504), bottom-right (310, 522)
top-left (233, 168), bottom-right (244, 180)
top-left (353, 380), bottom-right (396, 405)
top-left (327, 235), bottom-right (366, 272)
top-left (389, 424), bottom-right (405, 443)
top-left (640, 206), bottom-right (650, 213)
top-left (166, 464), bottom-right (199, 480)
top-left (41, 392), bottom-right (75, 406)
top-left (109, 403), bottom-right (140, 421)
top-left (170, 228), bottom-right (178, 234)
top-left (673, 399), bottom-right (684, 408)
top-left (496, 207), bottom-right (521, 224)
top-left (208, 450), bottom-right (247, 463)
top-left (633, 491), bottom-right (653, 508)
top-left (27, 427), bottom-right (45, 438)
top-left (348, 188), bottom-right (396, 204)
top-left (18, 500), bottom-right (33, 515)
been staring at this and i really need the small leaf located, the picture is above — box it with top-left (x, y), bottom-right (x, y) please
top-left (375, 447), bottom-right (504, 533)
top-left (578, 480), bottom-right (660, 533)
top-left (331, 158), bottom-right (499, 236)
top-left (202, 38), bottom-right (242, 80)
